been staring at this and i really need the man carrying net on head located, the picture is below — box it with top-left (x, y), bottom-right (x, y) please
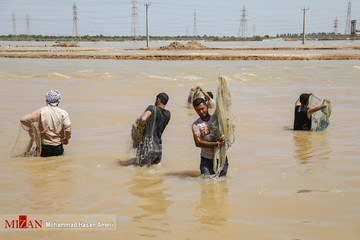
top-left (187, 86), bottom-right (215, 113)
top-left (134, 93), bottom-right (171, 166)
top-left (19, 90), bottom-right (72, 157)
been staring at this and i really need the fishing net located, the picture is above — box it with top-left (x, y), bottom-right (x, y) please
top-left (131, 118), bottom-right (144, 149)
top-left (134, 106), bottom-right (161, 165)
top-left (309, 94), bottom-right (332, 131)
top-left (11, 122), bottom-right (41, 157)
top-left (188, 88), bottom-right (203, 107)
top-left (211, 76), bottom-right (235, 177)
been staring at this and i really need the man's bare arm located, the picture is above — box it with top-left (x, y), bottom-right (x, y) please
top-left (193, 133), bottom-right (224, 148)
top-left (139, 110), bottom-right (152, 127)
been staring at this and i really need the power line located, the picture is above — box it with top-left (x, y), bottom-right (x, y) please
top-left (193, 10), bottom-right (197, 36)
top-left (12, 12), bottom-right (17, 35)
top-left (73, 2), bottom-right (79, 37)
top-left (344, 0), bottom-right (351, 34)
top-left (26, 14), bottom-right (31, 35)
top-left (131, 0), bottom-right (138, 38)
top-left (238, 6), bottom-right (248, 37)
top-left (333, 17), bottom-right (339, 34)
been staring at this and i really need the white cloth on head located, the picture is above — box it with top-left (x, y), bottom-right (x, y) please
top-left (46, 90), bottom-right (61, 106)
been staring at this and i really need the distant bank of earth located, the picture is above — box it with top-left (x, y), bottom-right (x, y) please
top-left (1, 41), bottom-right (360, 60)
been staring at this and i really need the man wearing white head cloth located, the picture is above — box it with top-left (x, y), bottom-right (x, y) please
top-left (20, 90), bottom-right (72, 157)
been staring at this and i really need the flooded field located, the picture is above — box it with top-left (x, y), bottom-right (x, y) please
top-left (0, 53), bottom-right (359, 239)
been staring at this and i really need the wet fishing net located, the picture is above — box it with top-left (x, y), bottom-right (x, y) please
top-left (11, 122), bottom-right (41, 157)
top-left (211, 76), bottom-right (235, 177)
top-left (309, 94), bottom-right (332, 131)
top-left (133, 106), bottom-right (161, 165)
top-left (188, 88), bottom-right (203, 107)
top-left (131, 118), bottom-right (144, 149)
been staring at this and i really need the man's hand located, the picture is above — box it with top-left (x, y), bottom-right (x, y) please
top-left (323, 98), bottom-right (329, 107)
top-left (135, 122), bottom-right (144, 131)
top-left (63, 139), bottom-right (69, 145)
top-left (217, 139), bottom-right (225, 147)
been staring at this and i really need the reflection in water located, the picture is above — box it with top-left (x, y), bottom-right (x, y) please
top-left (127, 168), bottom-right (173, 236)
top-left (293, 131), bottom-right (330, 165)
top-left (293, 131), bottom-right (313, 164)
top-left (296, 189), bottom-right (329, 194)
top-left (293, 131), bottom-right (331, 178)
top-left (23, 156), bottom-right (75, 213)
top-left (189, 179), bottom-right (236, 239)
top-left (118, 158), bottom-right (136, 166)
top-left (162, 170), bottom-right (200, 178)
top-left (193, 179), bottom-right (229, 228)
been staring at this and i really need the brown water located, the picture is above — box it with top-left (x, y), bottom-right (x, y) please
top-left (0, 58), bottom-right (360, 239)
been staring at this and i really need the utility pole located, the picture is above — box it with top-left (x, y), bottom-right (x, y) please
top-left (26, 14), bottom-right (30, 35)
top-left (301, 7), bottom-right (309, 45)
top-left (333, 17), bottom-right (339, 35)
top-left (144, 2), bottom-right (151, 47)
top-left (344, 0), bottom-right (351, 34)
top-left (131, 0), bottom-right (138, 38)
top-left (12, 12), bottom-right (17, 36)
top-left (193, 10), bottom-right (197, 36)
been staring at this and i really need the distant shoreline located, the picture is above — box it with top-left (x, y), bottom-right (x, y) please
top-left (1, 45), bottom-right (360, 61)
top-left (1, 35), bottom-right (360, 42)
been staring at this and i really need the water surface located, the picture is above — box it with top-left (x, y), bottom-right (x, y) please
top-left (0, 57), bottom-right (359, 239)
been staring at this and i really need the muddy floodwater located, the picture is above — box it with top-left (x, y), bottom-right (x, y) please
top-left (0, 55), bottom-right (359, 239)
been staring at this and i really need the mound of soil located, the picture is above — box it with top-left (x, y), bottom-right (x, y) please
top-left (184, 40), bottom-right (207, 49)
top-left (159, 41), bottom-right (185, 50)
top-left (159, 41), bottom-right (207, 50)
top-left (53, 42), bottom-right (79, 47)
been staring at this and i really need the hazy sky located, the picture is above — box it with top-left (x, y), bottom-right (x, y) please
top-left (0, 0), bottom-right (359, 37)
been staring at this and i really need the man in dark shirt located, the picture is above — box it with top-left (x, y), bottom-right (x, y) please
top-left (136, 93), bottom-right (171, 165)
top-left (294, 92), bottom-right (328, 131)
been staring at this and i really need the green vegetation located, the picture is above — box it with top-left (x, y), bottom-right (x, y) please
top-left (0, 34), bottom-right (269, 42)
top-left (0, 32), bottom-right (356, 42)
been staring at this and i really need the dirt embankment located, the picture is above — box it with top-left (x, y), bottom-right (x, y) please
top-left (128, 41), bottom-right (360, 51)
top-left (53, 42), bottom-right (80, 47)
top-left (1, 52), bottom-right (360, 60)
top-left (0, 45), bottom-right (114, 53)
top-left (1, 41), bottom-right (360, 60)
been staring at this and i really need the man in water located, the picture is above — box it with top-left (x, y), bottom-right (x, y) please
top-left (294, 92), bottom-right (328, 131)
top-left (192, 98), bottom-right (228, 176)
top-left (187, 86), bottom-right (215, 113)
top-left (136, 93), bottom-right (171, 165)
top-left (20, 90), bottom-right (72, 157)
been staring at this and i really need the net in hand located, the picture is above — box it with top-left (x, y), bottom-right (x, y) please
top-left (309, 94), bottom-right (332, 131)
top-left (212, 76), bottom-right (235, 177)
top-left (134, 106), bottom-right (161, 165)
top-left (11, 122), bottom-right (41, 157)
